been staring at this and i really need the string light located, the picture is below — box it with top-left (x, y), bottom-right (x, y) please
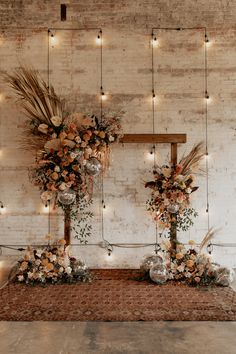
top-left (152, 35), bottom-right (159, 47)
top-left (48, 29), bottom-right (57, 47)
top-left (96, 30), bottom-right (102, 44)
top-left (0, 201), bottom-right (6, 215)
top-left (102, 199), bottom-right (106, 209)
top-left (42, 203), bottom-right (49, 213)
top-left (205, 90), bottom-right (210, 100)
top-left (101, 91), bottom-right (107, 101)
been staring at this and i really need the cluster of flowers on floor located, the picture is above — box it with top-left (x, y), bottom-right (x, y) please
top-left (141, 239), bottom-right (235, 287)
top-left (17, 236), bottom-right (91, 284)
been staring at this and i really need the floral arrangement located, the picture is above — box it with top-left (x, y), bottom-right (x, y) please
top-left (141, 229), bottom-right (235, 287)
top-left (161, 233), bottom-right (216, 285)
top-left (145, 143), bottom-right (204, 241)
top-left (17, 236), bottom-right (92, 284)
top-left (7, 67), bottom-right (122, 242)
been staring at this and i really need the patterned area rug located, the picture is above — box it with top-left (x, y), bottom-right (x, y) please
top-left (0, 269), bottom-right (236, 321)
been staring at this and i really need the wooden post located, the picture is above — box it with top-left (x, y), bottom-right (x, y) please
top-left (170, 142), bottom-right (178, 251)
top-left (64, 206), bottom-right (71, 245)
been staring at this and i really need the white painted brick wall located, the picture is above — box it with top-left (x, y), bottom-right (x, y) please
top-left (0, 1), bottom-right (236, 268)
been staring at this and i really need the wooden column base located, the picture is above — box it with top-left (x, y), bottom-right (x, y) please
top-left (64, 206), bottom-right (71, 245)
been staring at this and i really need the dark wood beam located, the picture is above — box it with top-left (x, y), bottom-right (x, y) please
top-left (120, 134), bottom-right (187, 144)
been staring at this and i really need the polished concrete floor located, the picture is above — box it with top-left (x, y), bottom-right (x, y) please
top-left (0, 321), bottom-right (236, 354)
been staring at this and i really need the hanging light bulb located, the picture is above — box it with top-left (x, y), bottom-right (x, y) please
top-left (96, 30), bottom-right (102, 44)
top-left (0, 201), bottom-right (6, 214)
top-left (152, 90), bottom-right (156, 101)
top-left (100, 87), bottom-right (107, 101)
top-left (102, 199), bottom-right (106, 209)
top-left (42, 203), bottom-right (49, 213)
top-left (204, 34), bottom-right (211, 47)
top-left (205, 91), bottom-right (210, 100)
top-left (48, 29), bottom-right (57, 47)
top-left (152, 35), bottom-right (159, 47)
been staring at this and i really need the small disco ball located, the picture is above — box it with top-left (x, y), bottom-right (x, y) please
top-left (149, 264), bottom-right (168, 284)
top-left (58, 189), bottom-right (76, 205)
top-left (215, 267), bottom-right (235, 287)
top-left (167, 203), bottom-right (179, 214)
top-left (85, 157), bottom-right (102, 176)
top-left (140, 254), bottom-right (163, 272)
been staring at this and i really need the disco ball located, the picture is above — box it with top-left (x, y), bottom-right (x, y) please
top-left (58, 189), bottom-right (76, 205)
top-left (85, 157), bottom-right (102, 176)
top-left (167, 203), bottom-right (179, 214)
top-left (149, 264), bottom-right (168, 284)
top-left (215, 266), bottom-right (235, 287)
top-left (140, 254), bottom-right (163, 272)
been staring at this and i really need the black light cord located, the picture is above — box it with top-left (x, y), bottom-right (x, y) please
top-left (204, 28), bottom-right (210, 232)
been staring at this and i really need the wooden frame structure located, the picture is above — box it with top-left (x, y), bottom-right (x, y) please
top-left (120, 133), bottom-right (187, 248)
top-left (64, 133), bottom-right (187, 245)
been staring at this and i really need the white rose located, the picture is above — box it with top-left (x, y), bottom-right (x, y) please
top-left (54, 166), bottom-right (60, 172)
top-left (65, 266), bottom-right (72, 274)
top-left (28, 272), bottom-right (34, 279)
top-left (109, 135), bottom-right (115, 142)
top-left (75, 136), bottom-right (81, 143)
top-left (18, 275), bottom-right (24, 282)
top-left (59, 267), bottom-right (64, 273)
top-left (38, 124), bottom-right (48, 134)
top-left (51, 115), bottom-right (62, 127)
top-left (85, 147), bottom-right (92, 155)
top-left (185, 188), bottom-right (192, 194)
top-left (50, 255), bottom-right (57, 262)
top-left (163, 199), bottom-right (170, 206)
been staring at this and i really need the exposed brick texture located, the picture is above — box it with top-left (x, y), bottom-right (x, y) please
top-left (0, 1), bottom-right (236, 268)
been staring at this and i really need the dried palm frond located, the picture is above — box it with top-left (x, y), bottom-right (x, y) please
top-left (179, 142), bottom-right (205, 175)
top-left (18, 133), bottom-right (48, 152)
top-left (5, 66), bottom-right (64, 126)
top-left (199, 228), bottom-right (217, 252)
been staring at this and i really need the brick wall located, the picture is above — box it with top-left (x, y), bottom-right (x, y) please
top-left (0, 0), bottom-right (236, 268)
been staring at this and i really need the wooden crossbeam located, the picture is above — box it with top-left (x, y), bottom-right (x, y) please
top-left (120, 134), bottom-right (186, 144)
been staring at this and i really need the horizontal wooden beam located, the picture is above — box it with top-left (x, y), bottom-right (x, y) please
top-left (120, 134), bottom-right (187, 144)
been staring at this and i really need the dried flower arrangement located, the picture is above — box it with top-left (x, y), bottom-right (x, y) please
top-left (7, 67), bottom-right (122, 242)
top-left (141, 230), bottom-right (235, 287)
top-left (145, 143), bottom-right (205, 245)
top-left (17, 236), bottom-right (92, 284)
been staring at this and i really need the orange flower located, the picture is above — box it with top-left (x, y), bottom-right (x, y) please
top-left (46, 263), bottom-right (54, 271)
top-left (69, 123), bottom-right (77, 131)
top-left (51, 172), bottom-right (59, 180)
top-left (68, 156), bottom-right (74, 163)
top-left (57, 150), bottom-right (64, 158)
top-left (98, 131), bottom-right (106, 139)
top-left (41, 258), bottom-right (49, 266)
top-left (176, 253), bottom-right (184, 260)
top-left (58, 239), bottom-right (66, 245)
top-left (67, 133), bottom-right (75, 140)
top-left (186, 260), bottom-right (194, 268)
top-left (69, 173), bottom-right (75, 181)
top-left (83, 133), bottom-right (90, 141)
top-left (72, 165), bottom-right (79, 172)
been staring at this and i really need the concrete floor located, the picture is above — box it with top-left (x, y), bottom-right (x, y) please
top-left (0, 321), bottom-right (236, 354)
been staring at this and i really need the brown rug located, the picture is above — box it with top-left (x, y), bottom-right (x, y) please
top-left (0, 269), bottom-right (236, 321)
